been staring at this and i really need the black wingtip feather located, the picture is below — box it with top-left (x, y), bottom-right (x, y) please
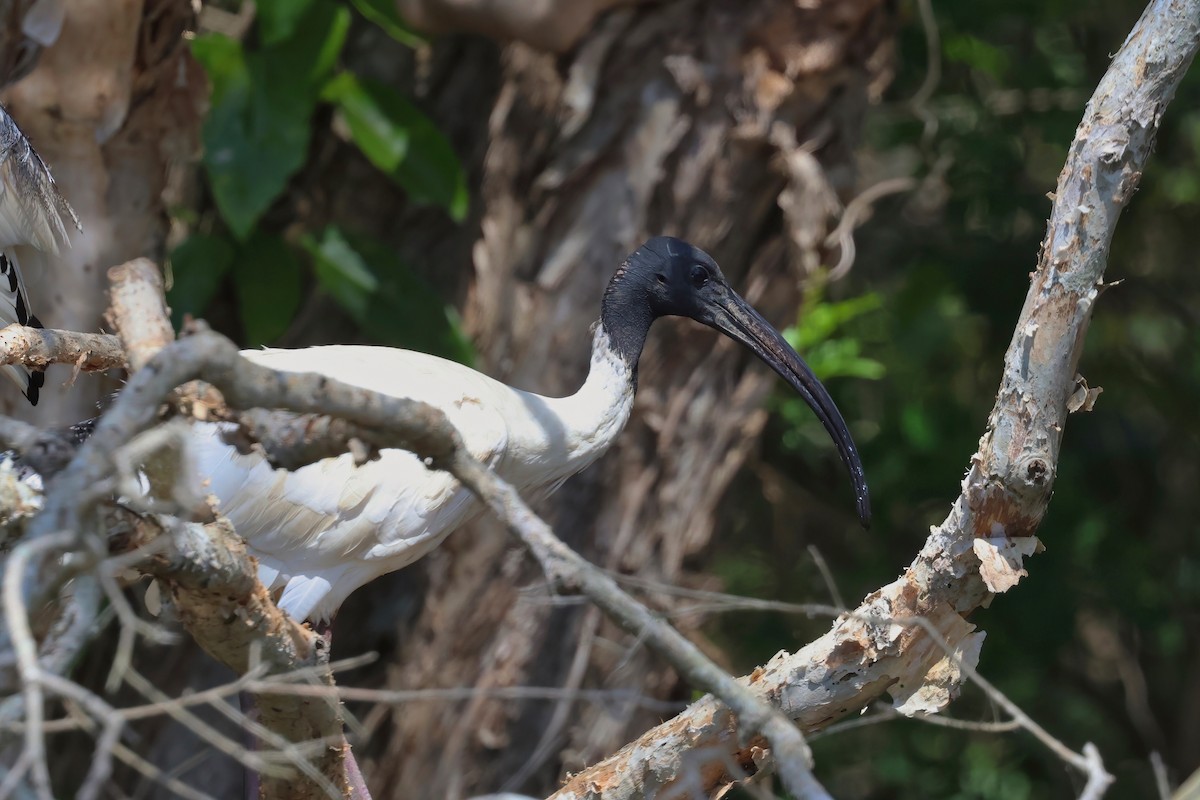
top-left (23, 313), bottom-right (44, 405)
top-left (25, 368), bottom-right (43, 405)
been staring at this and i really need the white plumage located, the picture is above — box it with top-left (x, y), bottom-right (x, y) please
top-left (180, 237), bottom-right (871, 623)
top-left (187, 328), bottom-right (635, 623)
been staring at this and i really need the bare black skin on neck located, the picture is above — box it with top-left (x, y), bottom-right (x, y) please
top-left (598, 236), bottom-right (872, 527)
top-left (600, 237), bottom-right (722, 376)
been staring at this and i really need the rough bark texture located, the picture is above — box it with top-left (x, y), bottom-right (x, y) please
top-left (0, 4), bottom-right (209, 795)
top-left (549, 2), bottom-right (1199, 795)
top-left (367, 2), bottom-right (895, 797)
top-left (396, 0), bottom-right (651, 52)
top-left (0, 0), bottom-right (204, 424)
top-left (11, 2), bottom-right (893, 795)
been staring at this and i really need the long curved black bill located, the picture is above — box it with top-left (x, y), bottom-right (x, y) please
top-left (705, 289), bottom-right (871, 528)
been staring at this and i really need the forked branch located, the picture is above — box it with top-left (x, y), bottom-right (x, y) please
top-left (549, 0), bottom-right (1199, 797)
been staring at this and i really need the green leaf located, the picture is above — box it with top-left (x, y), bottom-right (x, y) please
top-left (803, 339), bottom-right (886, 381)
top-left (291, 5), bottom-right (352, 81)
top-left (190, 34), bottom-right (246, 107)
top-left (943, 33), bottom-right (1010, 79)
top-left (167, 233), bottom-right (237, 329)
top-left (256, 0), bottom-right (317, 45)
top-left (323, 72), bottom-right (467, 220)
top-left (306, 226), bottom-right (473, 363)
top-left (192, 3), bottom-right (350, 239)
top-left (349, 0), bottom-right (426, 47)
top-left (306, 226), bottom-right (379, 317)
top-left (900, 403), bottom-right (936, 450)
top-left (786, 292), bottom-right (883, 351)
top-left (231, 233), bottom-right (304, 345)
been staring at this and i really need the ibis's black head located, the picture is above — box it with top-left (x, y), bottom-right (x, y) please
top-left (602, 236), bottom-right (871, 527)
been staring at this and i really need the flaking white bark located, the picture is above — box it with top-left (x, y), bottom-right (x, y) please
top-left (549, 0), bottom-right (1200, 796)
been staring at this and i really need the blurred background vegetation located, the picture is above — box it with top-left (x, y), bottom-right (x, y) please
top-left (719, 2), bottom-right (1200, 797)
top-left (153, 0), bottom-right (1199, 797)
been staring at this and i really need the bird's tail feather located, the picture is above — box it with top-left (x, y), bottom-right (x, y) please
top-left (0, 249), bottom-right (43, 404)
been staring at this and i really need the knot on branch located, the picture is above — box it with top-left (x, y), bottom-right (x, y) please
top-left (1012, 452), bottom-right (1055, 495)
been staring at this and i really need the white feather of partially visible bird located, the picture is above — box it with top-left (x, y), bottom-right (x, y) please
top-left (0, 105), bottom-right (79, 404)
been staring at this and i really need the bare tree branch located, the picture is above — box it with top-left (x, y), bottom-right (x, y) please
top-left (544, 0), bottom-right (1198, 796)
top-left (0, 326), bottom-right (124, 374)
top-left (2, 3), bottom-right (1192, 794)
top-left (445, 452), bottom-right (832, 800)
top-left (132, 517), bottom-right (348, 799)
top-left (106, 258), bottom-right (174, 373)
top-left (10, 299), bottom-right (837, 798)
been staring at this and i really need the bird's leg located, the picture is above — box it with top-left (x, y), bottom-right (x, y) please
top-left (313, 615), bottom-right (374, 799)
top-left (240, 617), bottom-right (332, 800)
top-left (240, 689), bottom-right (261, 800)
top-left (345, 750), bottom-right (372, 800)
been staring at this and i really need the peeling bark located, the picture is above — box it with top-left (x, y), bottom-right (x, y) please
top-left (372, 2), bottom-right (895, 797)
top-left (550, 0), bottom-right (1200, 795)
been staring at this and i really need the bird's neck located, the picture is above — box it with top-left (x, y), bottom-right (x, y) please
top-left (523, 272), bottom-right (649, 478)
top-left (536, 324), bottom-right (638, 476)
top-left (599, 267), bottom-right (654, 380)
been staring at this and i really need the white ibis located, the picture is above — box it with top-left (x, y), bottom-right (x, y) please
top-left (0, 106), bottom-right (79, 404)
top-left (186, 237), bottom-right (871, 623)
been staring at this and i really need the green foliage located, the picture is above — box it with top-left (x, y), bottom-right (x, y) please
top-left (943, 33), bottom-right (1010, 79)
top-left (230, 233), bottom-right (304, 345)
top-left (347, 0), bottom-right (425, 46)
top-left (783, 287), bottom-right (885, 380)
top-left (181, 0), bottom-right (471, 359)
top-left (255, 0), bottom-right (319, 45)
top-left (775, 283), bottom-right (884, 455)
top-left (306, 226), bottom-right (473, 362)
top-left (166, 233), bottom-right (235, 328)
top-left (714, 2), bottom-right (1200, 798)
top-left (322, 72), bottom-right (467, 220)
top-left (192, 1), bottom-right (350, 239)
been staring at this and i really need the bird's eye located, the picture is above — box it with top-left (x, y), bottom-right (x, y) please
top-left (690, 265), bottom-right (709, 288)
top-left (656, 273), bottom-right (667, 284)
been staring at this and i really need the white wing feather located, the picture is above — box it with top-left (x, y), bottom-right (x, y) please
top-left (187, 346), bottom-right (514, 622)
top-left (186, 329), bottom-right (637, 623)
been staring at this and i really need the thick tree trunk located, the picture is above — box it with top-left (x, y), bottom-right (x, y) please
top-left (18, 2), bottom-right (892, 795)
top-left (0, 0), bottom-right (203, 424)
top-left (368, 2), bottom-right (894, 796)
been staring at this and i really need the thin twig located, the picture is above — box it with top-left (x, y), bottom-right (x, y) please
top-left (825, 176), bottom-right (918, 280)
top-left (0, 750), bottom-right (32, 800)
top-left (241, 681), bottom-right (684, 714)
top-left (909, 0), bottom-right (942, 144)
top-left (1152, 751), bottom-right (1172, 800)
top-left (806, 545), bottom-right (845, 610)
top-left (37, 674), bottom-right (122, 800)
top-left (2, 531), bottom-right (75, 800)
top-left (111, 740), bottom-right (222, 800)
top-left (447, 452), bottom-right (832, 800)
